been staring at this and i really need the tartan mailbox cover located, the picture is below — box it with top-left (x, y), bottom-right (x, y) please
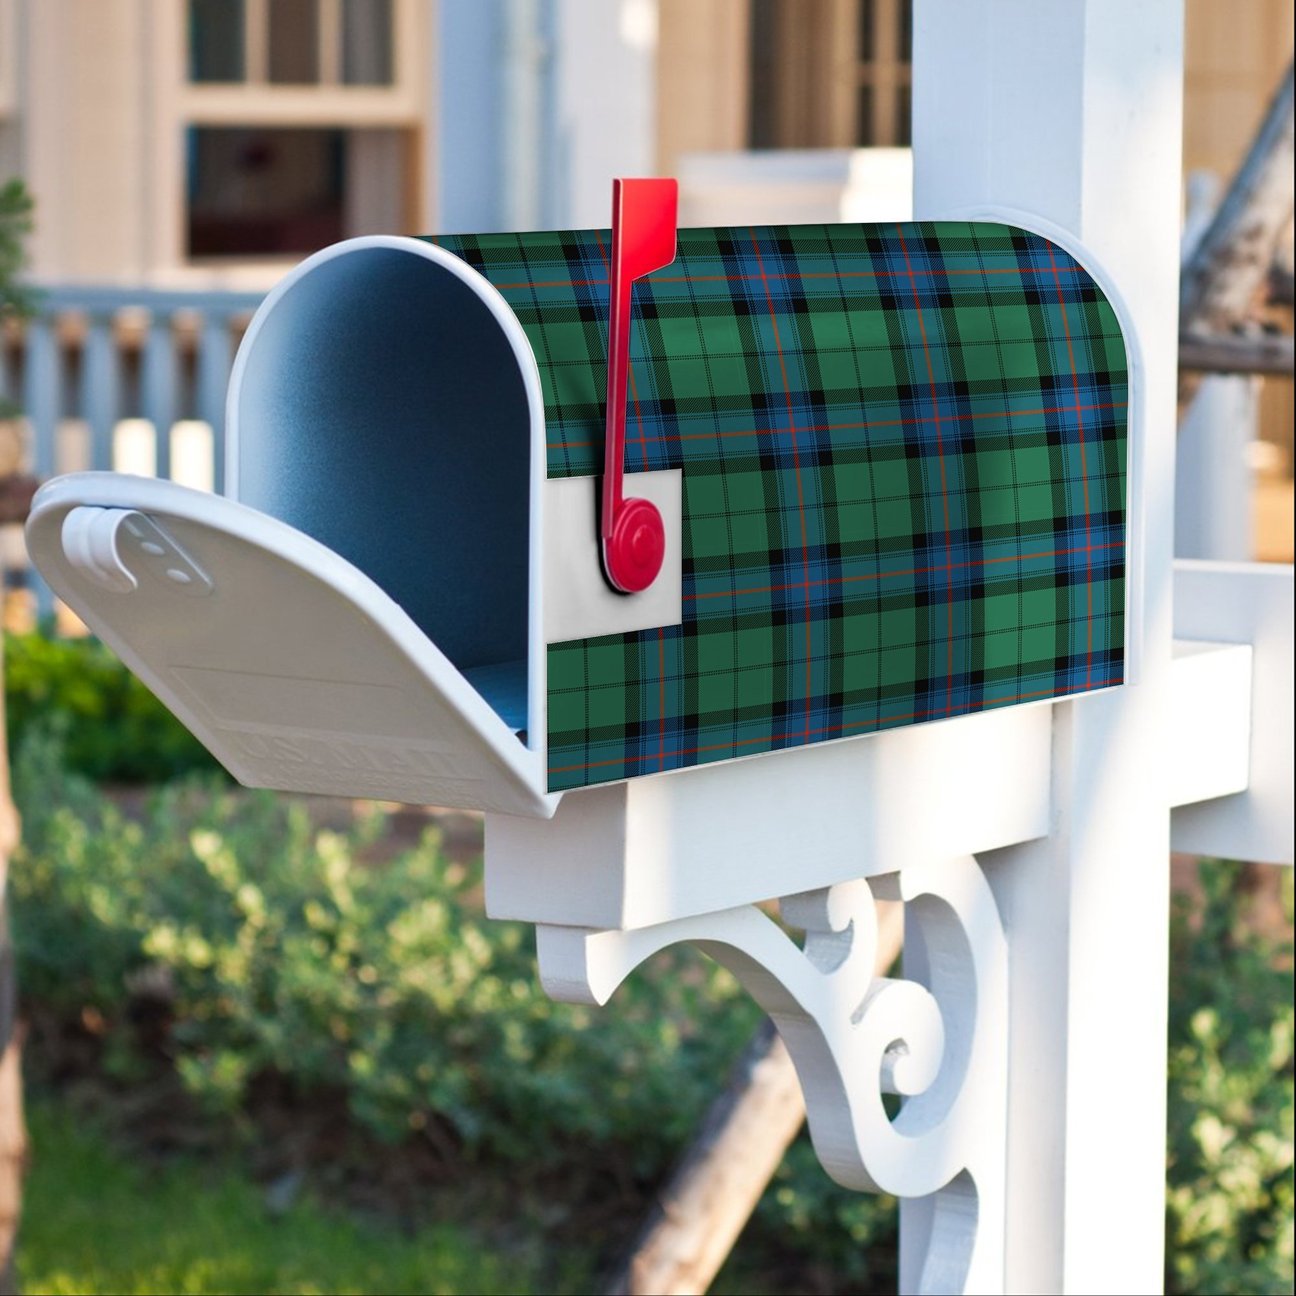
top-left (26, 217), bottom-right (1129, 816)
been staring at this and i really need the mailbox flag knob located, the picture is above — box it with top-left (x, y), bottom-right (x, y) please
top-left (602, 177), bottom-right (677, 594)
top-left (608, 495), bottom-right (668, 594)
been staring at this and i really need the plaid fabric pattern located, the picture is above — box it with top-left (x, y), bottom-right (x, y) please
top-left (430, 222), bottom-right (1129, 793)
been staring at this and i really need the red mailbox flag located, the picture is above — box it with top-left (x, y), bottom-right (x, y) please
top-left (601, 177), bottom-right (678, 594)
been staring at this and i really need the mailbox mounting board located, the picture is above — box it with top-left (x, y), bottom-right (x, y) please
top-left (433, 221), bottom-right (1130, 794)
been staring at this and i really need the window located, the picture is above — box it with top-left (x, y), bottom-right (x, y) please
top-left (342, 0), bottom-right (394, 85)
top-left (187, 0), bottom-right (395, 87)
top-left (749, 0), bottom-right (913, 149)
top-left (855, 0), bottom-right (912, 145)
top-left (187, 127), bottom-right (345, 256)
top-left (190, 0), bottom-right (246, 82)
top-left (185, 126), bottom-right (412, 259)
top-left (167, 0), bottom-right (422, 265)
top-left (269, 0), bottom-right (320, 85)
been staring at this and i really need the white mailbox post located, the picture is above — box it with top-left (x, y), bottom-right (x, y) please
top-left (913, 6), bottom-right (1290, 1291)
top-left (22, 3), bottom-right (1294, 1294)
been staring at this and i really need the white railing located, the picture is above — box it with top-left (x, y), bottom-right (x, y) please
top-left (1, 284), bottom-right (264, 616)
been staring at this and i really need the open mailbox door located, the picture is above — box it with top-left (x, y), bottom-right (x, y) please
top-left (27, 473), bottom-right (556, 818)
top-left (29, 235), bottom-right (557, 817)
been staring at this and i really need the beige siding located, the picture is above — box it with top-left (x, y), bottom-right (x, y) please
top-left (656, 0), bottom-right (750, 175)
top-left (23, 0), bottom-right (152, 281)
top-left (1184, 0), bottom-right (1294, 547)
top-left (1184, 0), bottom-right (1294, 178)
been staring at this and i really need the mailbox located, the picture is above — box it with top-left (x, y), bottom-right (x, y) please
top-left (26, 190), bottom-right (1130, 818)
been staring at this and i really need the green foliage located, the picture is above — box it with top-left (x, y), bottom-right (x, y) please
top-left (11, 727), bottom-right (759, 1171)
top-left (1166, 862), bottom-right (1294, 1296)
top-left (10, 727), bottom-right (1293, 1293)
top-left (4, 631), bottom-right (221, 783)
top-left (0, 176), bottom-right (35, 418)
top-left (19, 1102), bottom-right (549, 1295)
top-left (720, 1137), bottom-right (898, 1294)
top-left (0, 177), bottom-right (34, 315)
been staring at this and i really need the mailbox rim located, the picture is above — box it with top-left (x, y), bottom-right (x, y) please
top-left (224, 234), bottom-right (552, 759)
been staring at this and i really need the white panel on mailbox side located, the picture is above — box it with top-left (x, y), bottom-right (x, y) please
top-left (26, 473), bottom-right (557, 819)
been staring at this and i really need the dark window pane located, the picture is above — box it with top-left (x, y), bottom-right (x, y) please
top-left (269, 0), bottom-right (320, 84)
top-left (858, 0), bottom-right (875, 62)
top-left (189, 0), bottom-right (245, 82)
top-left (748, 0), bottom-right (779, 148)
top-left (857, 82), bottom-right (874, 144)
top-left (895, 82), bottom-right (911, 145)
top-left (187, 127), bottom-right (345, 258)
top-left (898, 0), bottom-right (913, 61)
top-left (342, 0), bottom-right (394, 85)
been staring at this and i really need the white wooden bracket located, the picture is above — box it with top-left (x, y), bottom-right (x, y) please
top-left (535, 857), bottom-right (1008, 1296)
top-left (1172, 561), bottom-right (1294, 865)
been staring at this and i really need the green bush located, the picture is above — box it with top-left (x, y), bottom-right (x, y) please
top-left (9, 724), bottom-right (1292, 1293)
top-left (725, 1137), bottom-right (898, 1294)
top-left (1166, 861), bottom-right (1294, 1295)
top-left (11, 726), bottom-right (759, 1170)
top-left (4, 631), bottom-right (220, 783)
top-left (11, 723), bottom-right (899, 1290)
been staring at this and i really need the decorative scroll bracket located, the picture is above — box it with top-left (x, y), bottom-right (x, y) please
top-left (535, 855), bottom-right (1008, 1296)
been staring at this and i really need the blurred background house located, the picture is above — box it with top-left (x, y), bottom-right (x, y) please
top-left (0, 7), bottom-right (1289, 1291)
top-left (0, 0), bottom-right (1291, 614)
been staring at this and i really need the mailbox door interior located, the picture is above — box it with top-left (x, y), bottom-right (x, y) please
top-left (26, 473), bottom-right (556, 818)
top-left (227, 236), bottom-right (547, 760)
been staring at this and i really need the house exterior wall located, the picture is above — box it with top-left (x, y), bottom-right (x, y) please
top-left (655, 0), bottom-right (748, 177)
top-left (1, 0), bottom-right (1291, 275)
top-left (1, 0), bottom-right (431, 289)
top-left (433, 0), bottom-right (509, 234)
top-left (1183, 0), bottom-right (1293, 178)
top-left (20, 0), bottom-right (154, 283)
top-left (549, 0), bottom-right (656, 227)
top-left (435, 0), bottom-right (657, 234)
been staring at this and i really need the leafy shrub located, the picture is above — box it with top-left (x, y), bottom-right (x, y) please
top-left (11, 726), bottom-right (758, 1172)
top-left (727, 1137), bottom-right (898, 1294)
top-left (4, 630), bottom-right (220, 783)
top-left (1166, 861), bottom-right (1294, 1296)
top-left (10, 725), bottom-right (1293, 1293)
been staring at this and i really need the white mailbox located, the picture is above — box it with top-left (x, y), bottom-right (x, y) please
top-left (28, 197), bottom-right (1135, 832)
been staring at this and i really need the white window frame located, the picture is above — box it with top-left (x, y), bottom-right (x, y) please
top-left (183, 0), bottom-right (423, 120)
top-left (150, 0), bottom-right (427, 281)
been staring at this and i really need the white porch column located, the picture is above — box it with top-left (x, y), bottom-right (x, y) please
top-left (911, 4), bottom-right (1184, 1293)
top-left (434, 0), bottom-right (510, 232)
top-left (550, 0), bottom-right (658, 226)
top-left (1175, 376), bottom-right (1259, 561)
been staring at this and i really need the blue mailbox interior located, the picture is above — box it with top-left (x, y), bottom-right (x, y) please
top-left (232, 244), bottom-right (533, 732)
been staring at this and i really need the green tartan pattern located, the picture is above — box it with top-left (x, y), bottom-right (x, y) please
top-left (430, 222), bottom-right (1129, 793)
